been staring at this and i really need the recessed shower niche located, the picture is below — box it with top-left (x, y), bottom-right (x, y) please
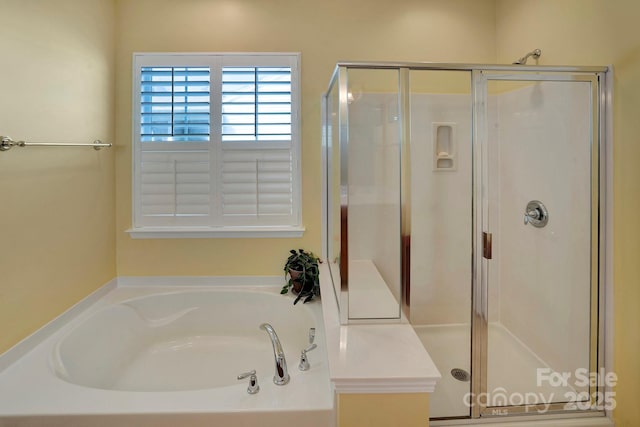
top-left (433, 122), bottom-right (456, 171)
top-left (322, 62), bottom-right (610, 423)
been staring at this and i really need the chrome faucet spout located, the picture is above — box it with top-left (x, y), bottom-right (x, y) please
top-left (259, 323), bottom-right (290, 385)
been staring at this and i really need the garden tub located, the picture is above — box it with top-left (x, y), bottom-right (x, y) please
top-left (0, 283), bottom-right (333, 427)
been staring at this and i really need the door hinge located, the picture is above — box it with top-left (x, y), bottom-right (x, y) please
top-left (483, 232), bottom-right (492, 260)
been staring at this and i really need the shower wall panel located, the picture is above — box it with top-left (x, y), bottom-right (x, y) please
top-left (409, 93), bottom-right (474, 325)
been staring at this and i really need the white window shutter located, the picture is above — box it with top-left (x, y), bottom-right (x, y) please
top-left (138, 150), bottom-right (212, 226)
top-left (221, 67), bottom-right (292, 142)
top-left (132, 53), bottom-right (301, 236)
top-left (221, 144), bottom-right (294, 225)
top-left (140, 67), bottom-right (211, 142)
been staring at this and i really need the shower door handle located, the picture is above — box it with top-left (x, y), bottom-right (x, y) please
top-left (482, 232), bottom-right (492, 260)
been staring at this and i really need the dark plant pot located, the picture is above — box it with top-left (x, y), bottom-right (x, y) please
top-left (289, 269), bottom-right (304, 294)
top-left (292, 280), bottom-right (303, 294)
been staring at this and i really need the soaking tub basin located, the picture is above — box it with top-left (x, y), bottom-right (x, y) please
top-left (0, 283), bottom-right (333, 427)
top-left (53, 290), bottom-right (315, 392)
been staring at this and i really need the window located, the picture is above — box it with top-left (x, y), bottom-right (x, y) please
top-left (221, 67), bottom-right (292, 141)
top-left (140, 66), bottom-right (211, 142)
top-left (130, 53), bottom-right (302, 238)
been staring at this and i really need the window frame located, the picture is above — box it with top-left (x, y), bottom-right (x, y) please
top-left (129, 52), bottom-right (303, 239)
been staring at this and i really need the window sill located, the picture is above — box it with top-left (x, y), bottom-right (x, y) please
top-left (127, 226), bottom-right (305, 239)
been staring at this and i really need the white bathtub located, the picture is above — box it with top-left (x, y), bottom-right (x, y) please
top-left (0, 283), bottom-right (334, 426)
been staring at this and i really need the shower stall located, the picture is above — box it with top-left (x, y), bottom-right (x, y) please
top-left (321, 62), bottom-right (610, 422)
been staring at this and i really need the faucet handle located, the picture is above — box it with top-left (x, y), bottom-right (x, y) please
top-left (309, 327), bottom-right (316, 344)
top-left (298, 344), bottom-right (318, 371)
top-left (237, 370), bottom-right (260, 394)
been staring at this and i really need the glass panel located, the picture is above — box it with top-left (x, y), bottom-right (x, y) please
top-left (485, 79), bottom-right (594, 410)
top-left (346, 68), bottom-right (401, 320)
top-left (408, 70), bottom-right (473, 418)
top-left (326, 73), bottom-right (342, 310)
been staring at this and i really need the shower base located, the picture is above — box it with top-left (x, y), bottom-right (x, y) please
top-left (413, 323), bottom-right (599, 421)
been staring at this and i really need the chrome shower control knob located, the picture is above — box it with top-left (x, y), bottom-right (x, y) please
top-left (299, 344), bottom-right (317, 371)
top-left (523, 200), bottom-right (549, 228)
top-left (237, 370), bottom-right (260, 394)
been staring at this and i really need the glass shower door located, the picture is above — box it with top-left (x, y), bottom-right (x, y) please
top-left (475, 72), bottom-right (602, 417)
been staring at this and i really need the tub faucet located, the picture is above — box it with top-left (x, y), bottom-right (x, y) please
top-left (259, 323), bottom-right (290, 385)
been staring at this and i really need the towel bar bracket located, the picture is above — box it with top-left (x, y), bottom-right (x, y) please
top-left (1, 136), bottom-right (16, 151)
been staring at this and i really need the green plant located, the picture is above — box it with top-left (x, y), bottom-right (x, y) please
top-left (281, 249), bottom-right (320, 304)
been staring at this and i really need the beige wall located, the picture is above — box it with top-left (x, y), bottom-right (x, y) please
top-left (337, 393), bottom-right (429, 427)
top-left (0, 0), bottom-right (117, 353)
top-left (2, 1), bottom-right (637, 424)
top-left (496, 0), bottom-right (640, 424)
top-left (114, 0), bottom-right (497, 276)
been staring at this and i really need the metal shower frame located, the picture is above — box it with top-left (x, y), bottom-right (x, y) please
top-left (322, 61), bottom-right (611, 421)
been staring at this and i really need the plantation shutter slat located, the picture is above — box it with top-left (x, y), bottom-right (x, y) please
top-left (221, 147), bottom-right (294, 221)
top-left (140, 67), bottom-right (211, 142)
top-left (139, 151), bottom-right (212, 225)
top-left (221, 67), bottom-right (292, 142)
